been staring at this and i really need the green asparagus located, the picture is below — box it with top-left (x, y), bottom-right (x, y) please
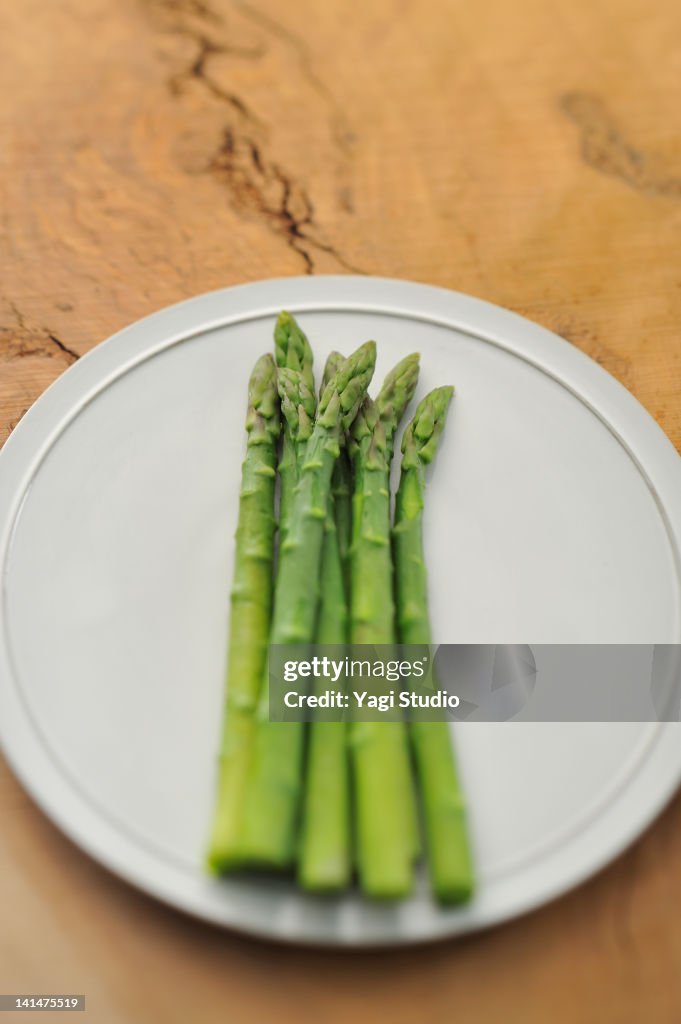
top-left (274, 312), bottom-right (316, 539)
top-left (274, 311), bottom-right (315, 393)
top-left (375, 353), bottom-right (421, 458)
top-left (206, 354), bottom-right (280, 872)
top-left (394, 387), bottom-right (475, 903)
top-left (208, 314), bottom-right (311, 871)
top-left (240, 341), bottom-right (377, 868)
top-left (350, 353), bottom-right (420, 639)
top-left (298, 353), bottom-right (352, 891)
top-left (322, 352), bottom-right (353, 600)
top-left (313, 351), bottom-right (350, 639)
top-left (209, 322), bottom-right (471, 905)
top-left (349, 354), bottom-right (420, 899)
top-left (375, 352), bottom-right (423, 859)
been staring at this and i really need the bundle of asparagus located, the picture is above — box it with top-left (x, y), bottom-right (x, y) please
top-left (207, 312), bottom-right (474, 904)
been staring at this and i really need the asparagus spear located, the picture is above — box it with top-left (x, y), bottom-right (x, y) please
top-left (375, 354), bottom-right (423, 859)
top-left (351, 354), bottom-right (420, 640)
top-left (299, 353), bottom-right (352, 891)
top-left (208, 315), bottom-right (312, 871)
top-left (322, 352), bottom-right (353, 600)
top-left (241, 341), bottom-right (377, 868)
top-left (318, 351), bottom-right (350, 612)
top-left (274, 312), bottom-right (316, 539)
top-left (349, 354), bottom-right (420, 899)
top-left (206, 354), bottom-right (280, 872)
top-left (393, 387), bottom-right (475, 904)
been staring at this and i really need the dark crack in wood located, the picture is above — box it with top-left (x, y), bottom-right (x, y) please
top-left (1, 301), bottom-right (80, 363)
top-left (46, 333), bottom-right (80, 362)
top-left (207, 128), bottom-right (363, 273)
top-left (168, 33), bottom-right (264, 125)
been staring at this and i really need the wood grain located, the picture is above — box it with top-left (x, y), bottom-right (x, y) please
top-left (1, 0), bottom-right (680, 1020)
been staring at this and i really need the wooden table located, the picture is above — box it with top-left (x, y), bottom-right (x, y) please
top-left (2, 1), bottom-right (680, 1020)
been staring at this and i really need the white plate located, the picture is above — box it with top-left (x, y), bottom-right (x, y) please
top-left (1, 277), bottom-right (680, 947)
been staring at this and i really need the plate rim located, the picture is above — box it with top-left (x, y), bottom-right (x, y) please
top-left (1, 275), bottom-right (681, 947)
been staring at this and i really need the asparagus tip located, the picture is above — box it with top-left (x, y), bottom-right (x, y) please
top-left (401, 385), bottom-right (454, 466)
top-left (376, 351), bottom-right (421, 442)
top-left (245, 353), bottom-right (280, 445)
top-left (273, 310), bottom-right (315, 391)
top-left (319, 340), bottom-right (377, 432)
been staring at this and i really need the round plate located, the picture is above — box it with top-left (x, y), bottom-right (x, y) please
top-left (1, 277), bottom-right (680, 947)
